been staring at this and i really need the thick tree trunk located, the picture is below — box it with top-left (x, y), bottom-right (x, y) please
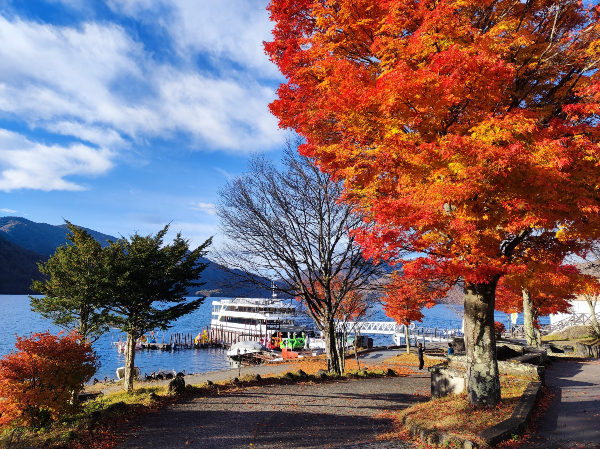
top-left (324, 319), bottom-right (341, 375)
top-left (463, 281), bottom-right (501, 408)
top-left (586, 297), bottom-right (600, 337)
top-left (522, 289), bottom-right (538, 347)
top-left (124, 332), bottom-right (137, 392)
top-left (405, 325), bottom-right (410, 354)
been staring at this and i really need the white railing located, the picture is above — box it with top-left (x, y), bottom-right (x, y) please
top-left (336, 321), bottom-right (462, 340)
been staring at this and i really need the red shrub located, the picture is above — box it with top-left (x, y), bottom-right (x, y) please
top-left (494, 321), bottom-right (506, 339)
top-left (0, 331), bottom-right (98, 427)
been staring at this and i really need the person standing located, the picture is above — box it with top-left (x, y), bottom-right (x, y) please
top-left (417, 343), bottom-right (424, 370)
top-left (447, 343), bottom-right (455, 356)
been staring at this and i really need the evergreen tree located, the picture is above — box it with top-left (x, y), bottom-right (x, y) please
top-left (105, 226), bottom-right (211, 392)
top-left (30, 222), bottom-right (112, 343)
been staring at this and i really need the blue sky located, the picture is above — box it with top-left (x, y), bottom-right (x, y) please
top-left (0, 0), bottom-right (287, 248)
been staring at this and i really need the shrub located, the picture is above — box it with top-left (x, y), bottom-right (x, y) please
top-left (494, 321), bottom-right (506, 339)
top-left (0, 331), bottom-right (98, 428)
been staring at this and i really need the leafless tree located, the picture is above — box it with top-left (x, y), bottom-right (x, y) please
top-left (215, 142), bottom-right (383, 374)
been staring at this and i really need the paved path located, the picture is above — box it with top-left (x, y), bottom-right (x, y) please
top-left (116, 374), bottom-right (429, 449)
top-left (525, 360), bottom-right (600, 449)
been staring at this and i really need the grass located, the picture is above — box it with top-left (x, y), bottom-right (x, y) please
top-left (379, 376), bottom-right (531, 447)
top-left (0, 386), bottom-right (170, 449)
top-left (382, 352), bottom-right (441, 368)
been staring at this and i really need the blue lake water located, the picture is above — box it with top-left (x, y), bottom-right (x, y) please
top-left (0, 295), bottom-right (547, 380)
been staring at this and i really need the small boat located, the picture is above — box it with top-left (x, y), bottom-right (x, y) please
top-left (226, 341), bottom-right (267, 360)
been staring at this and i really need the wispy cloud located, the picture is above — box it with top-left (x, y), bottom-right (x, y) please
top-left (0, 6), bottom-right (284, 190)
top-left (0, 208), bottom-right (17, 213)
top-left (214, 167), bottom-right (234, 180)
top-left (0, 129), bottom-right (114, 191)
top-left (191, 202), bottom-right (216, 215)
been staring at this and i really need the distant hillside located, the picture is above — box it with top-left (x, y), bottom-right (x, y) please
top-left (0, 234), bottom-right (45, 294)
top-left (0, 217), bottom-right (116, 257)
top-left (0, 216), bottom-right (271, 297)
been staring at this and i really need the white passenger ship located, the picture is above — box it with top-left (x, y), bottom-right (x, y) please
top-left (209, 295), bottom-right (311, 348)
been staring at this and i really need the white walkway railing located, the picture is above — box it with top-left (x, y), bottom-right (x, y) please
top-left (335, 321), bottom-right (462, 340)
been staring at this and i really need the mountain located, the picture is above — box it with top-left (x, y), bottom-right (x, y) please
top-left (0, 234), bottom-right (45, 294)
top-left (0, 217), bottom-right (116, 257)
top-left (0, 216), bottom-right (270, 297)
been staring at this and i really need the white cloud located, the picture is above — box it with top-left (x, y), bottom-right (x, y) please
top-left (214, 167), bottom-right (234, 179)
top-left (0, 208), bottom-right (17, 213)
top-left (0, 11), bottom-right (282, 149)
top-left (107, 0), bottom-right (278, 76)
top-left (0, 129), bottom-right (114, 191)
top-left (191, 202), bottom-right (216, 215)
top-left (0, 4), bottom-right (284, 190)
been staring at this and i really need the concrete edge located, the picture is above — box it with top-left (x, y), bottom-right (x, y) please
top-left (477, 381), bottom-right (542, 446)
top-left (401, 381), bottom-right (542, 448)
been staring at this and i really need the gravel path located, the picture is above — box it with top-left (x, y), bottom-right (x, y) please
top-left (116, 374), bottom-right (430, 449)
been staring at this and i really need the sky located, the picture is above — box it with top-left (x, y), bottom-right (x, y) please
top-left (0, 0), bottom-right (288, 249)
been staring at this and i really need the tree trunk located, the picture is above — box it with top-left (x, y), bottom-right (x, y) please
top-left (522, 289), bottom-right (538, 347)
top-left (124, 332), bottom-right (137, 392)
top-left (405, 325), bottom-right (410, 354)
top-left (586, 297), bottom-right (600, 337)
top-left (324, 319), bottom-right (341, 375)
top-left (463, 281), bottom-right (501, 408)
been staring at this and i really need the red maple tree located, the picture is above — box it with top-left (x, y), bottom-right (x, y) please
top-left (0, 331), bottom-right (98, 428)
top-left (266, 0), bottom-right (600, 406)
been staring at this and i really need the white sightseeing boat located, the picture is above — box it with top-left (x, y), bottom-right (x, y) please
top-left (209, 293), bottom-right (313, 349)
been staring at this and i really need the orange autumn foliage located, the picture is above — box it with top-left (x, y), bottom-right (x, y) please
top-left (266, 0), bottom-right (600, 284)
top-left (495, 263), bottom-right (579, 319)
top-left (266, 0), bottom-right (600, 405)
top-left (0, 331), bottom-right (98, 427)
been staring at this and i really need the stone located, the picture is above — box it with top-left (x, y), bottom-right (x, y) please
top-left (577, 342), bottom-right (600, 358)
top-left (430, 366), bottom-right (467, 398)
top-left (168, 375), bottom-right (186, 395)
top-left (452, 337), bottom-right (465, 352)
top-left (89, 410), bottom-right (102, 424)
top-left (296, 369), bottom-right (308, 379)
top-left (316, 369), bottom-right (328, 379)
top-left (104, 401), bottom-right (127, 415)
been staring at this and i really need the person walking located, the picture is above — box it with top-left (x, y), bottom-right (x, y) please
top-left (417, 343), bottom-right (424, 370)
top-left (447, 343), bottom-right (455, 356)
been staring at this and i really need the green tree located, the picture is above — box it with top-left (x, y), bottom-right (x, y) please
top-left (106, 226), bottom-right (211, 392)
top-left (30, 222), bottom-right (112, 343)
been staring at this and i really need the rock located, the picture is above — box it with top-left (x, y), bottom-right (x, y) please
top-left (89, 410), bottom-right (102, 424)
top-left (452, 337), bottom-right (465, 352)
top-left (316, 369), bottom-right (328, 379)
top-left (577, 341), bottom-right (600, 358)
top-left (168, 375), bottom-right (186, 395)
top-left (105, 401), bottom-right (127, 415)
top-left (296, 369), bottom-right (308, 379)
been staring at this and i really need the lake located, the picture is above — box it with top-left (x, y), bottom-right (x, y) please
top-left (0, 295), bottom-right (545, 380)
